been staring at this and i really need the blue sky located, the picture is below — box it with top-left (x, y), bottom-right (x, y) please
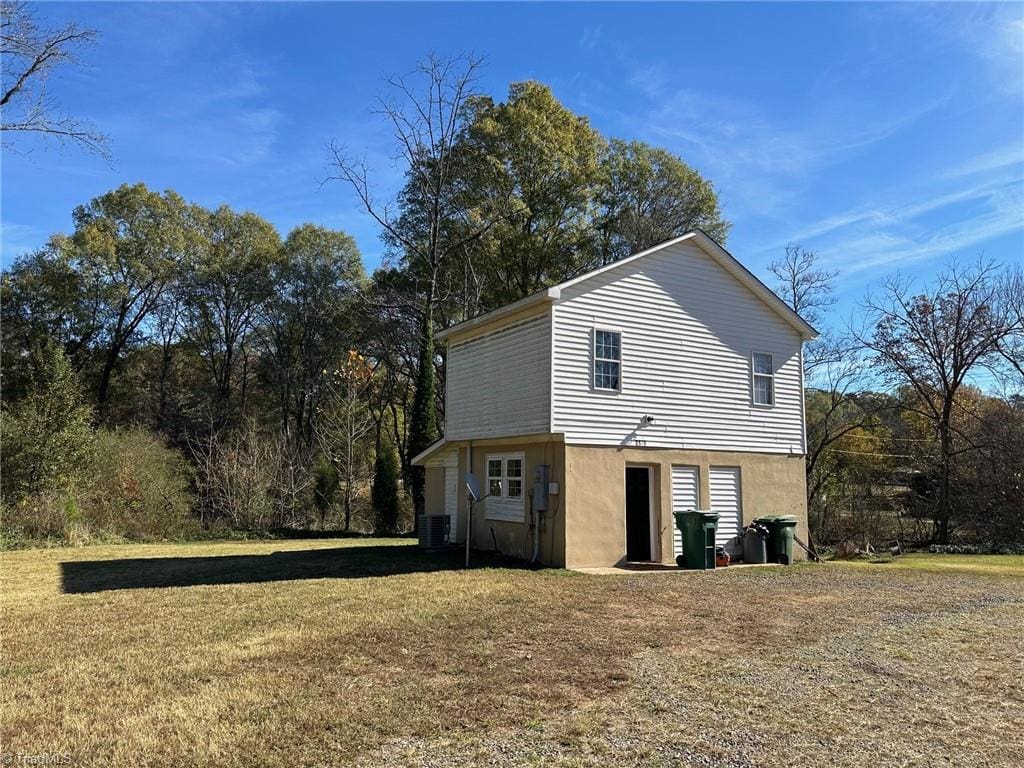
top-left (2, 1), bottom-right (1022, 334)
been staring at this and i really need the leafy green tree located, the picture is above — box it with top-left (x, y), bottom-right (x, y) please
top-left (463, 81), bottom-right (604, 306)
top-left (1, 342), bottom-right (93, 503)
top-left (261, 223), bottom-right (364, 447)
top-left (70, 183), bottom-right (192, 416)
top-left (596, 139), bottom-right (729, 261)
top-left (372, 433), bottom-right (401, 535)
top-left (408, 324), bottom-right (439, 499)
top-left (184, 205), bottom-right (281, 429)
top-left (0, 237), bottom-right (100, 398)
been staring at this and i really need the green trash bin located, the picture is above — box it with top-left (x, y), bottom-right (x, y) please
top-left (755, 515), bottom-right (799, 565)
top-left (673, 510), bottom-right (720, 570)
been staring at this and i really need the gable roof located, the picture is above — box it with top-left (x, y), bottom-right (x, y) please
top-left (436, 230), bottom-right (819, 342)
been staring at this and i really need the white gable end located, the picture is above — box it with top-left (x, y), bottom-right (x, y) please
top-left (444, 312), bottom-right (551, 440)
top-left (551, 240), bottom-right (805, 453)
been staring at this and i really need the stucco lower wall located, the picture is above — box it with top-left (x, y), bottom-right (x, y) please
top-left (563, 445), bottom-right (808, 569)
top-left (422, 437), bottom-right (567, 566)
top-left (424, 466), bottom-right (446, 515)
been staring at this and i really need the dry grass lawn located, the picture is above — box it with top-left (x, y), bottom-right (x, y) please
top-left (2, 539), bottom-right (1022, 767)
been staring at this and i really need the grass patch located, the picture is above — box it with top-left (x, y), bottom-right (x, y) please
top-left (2, 541), bottom-right (1022, 767)
top-left (834, 552), bottom-right (1024, 578)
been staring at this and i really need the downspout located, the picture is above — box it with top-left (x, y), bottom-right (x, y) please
top-left (798, 343), bottom-right (807, 456)
top-left (531, 498), bottom-right (540, 564)
top-left (465, 441), bottom-right (473, 568)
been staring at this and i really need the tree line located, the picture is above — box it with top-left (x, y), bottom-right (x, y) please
top-left (1, 56), bottom-right (729, 544)
top-left (770, 248), bottom-right (1023, 549)
top-left (1, 51), bottom-right (1020, 550)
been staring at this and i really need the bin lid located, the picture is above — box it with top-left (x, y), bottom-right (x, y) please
top-left (672, 510), bottom-right (699, 528)
top-left (775, 515), bottom-right (799, 526)
top-left (673, 509), bottom-right (719, 528)
top-left (754, 515), bottom-right (780, 523)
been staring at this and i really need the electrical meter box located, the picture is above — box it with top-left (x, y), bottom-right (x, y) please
top-left (532, 464), bottom-right (550, 511)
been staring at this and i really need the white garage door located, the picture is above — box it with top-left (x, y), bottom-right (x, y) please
top-left (671, 466), bottom-right (700, 558)
top-left (709, 467), bottom-right (742, 553)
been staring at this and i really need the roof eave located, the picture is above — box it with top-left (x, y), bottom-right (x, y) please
top-left (435, 286), bottom-right (560, 342)
top-left (410, 438), bottom-right (448, 467)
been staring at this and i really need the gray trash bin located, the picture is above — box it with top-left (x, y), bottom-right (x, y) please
top-left (742, 525), bottom-right (768, 564)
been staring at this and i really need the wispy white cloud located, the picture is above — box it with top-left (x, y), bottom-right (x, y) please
top-left (630, 71), bottom-right (951, 217)
top-left (579, 25), bottom-right (603, 51)
top-left (941, 142), bottom-right (1024, 181)
top-left (612, 6), bottom-right (1022, 283)
top-left (1, 221), bottom-right (47, 264)
top-left (790, 163), bottom-right (1023, 276)
top-left (870, 3), bottom-right (1024, 96)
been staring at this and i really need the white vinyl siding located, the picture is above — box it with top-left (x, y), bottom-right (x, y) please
top-left (484, 452), bottom-right (525, 522)
top-left (551, 240), bottom-right (805, 453)
top-left (709, 467), bottom-right (742, 553)
top-left (444, 313), bottom-right (550, 440)
top-left (670, 466), bottom-right (700, 559)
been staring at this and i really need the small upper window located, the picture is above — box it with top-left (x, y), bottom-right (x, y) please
top-left (752, 352), bottom-right (774, 406)
top-left (594, 329), bottom-right (621, 391)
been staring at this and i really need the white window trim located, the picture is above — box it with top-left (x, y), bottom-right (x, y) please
top-left (484, 452), bottom-right (525, 522)
top-left (751, 351), bottom-right (775, 408)
top-left (592, 327), bottom-right (623, 393)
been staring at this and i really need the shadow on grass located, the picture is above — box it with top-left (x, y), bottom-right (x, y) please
top-left (61, 544), bottom-right (524, 594)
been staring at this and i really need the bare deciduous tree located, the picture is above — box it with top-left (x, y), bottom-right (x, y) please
top-left (767, 245), bottom-right (875, 530)
top-left (325, 53), bottom-right (507, 516)
top-left (768, 244), bottom-right (837, 328)
top-left (1, 1), bottom-right (109, 157)
top-left (315, 352), bottom-right (376, 531)
top-left (857, 261), bottom-right (1023, 543)
top-left (997, 267), bottom-right (1024, 382)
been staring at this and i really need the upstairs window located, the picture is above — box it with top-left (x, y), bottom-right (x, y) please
top-left (752, 352), bottom-right (774, 406)
top-left (593, 329), bottom-right (621, 391)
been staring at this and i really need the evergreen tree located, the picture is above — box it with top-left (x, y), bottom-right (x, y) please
top-left (1, 342), bottom-right (94, 503)
top-left (372, 434), bottom-right (401, 535)
top-left (407, 314), bottom-right (439, 516)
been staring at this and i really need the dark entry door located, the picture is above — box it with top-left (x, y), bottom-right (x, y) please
top-left (625, 467), bottom-right (651, 561)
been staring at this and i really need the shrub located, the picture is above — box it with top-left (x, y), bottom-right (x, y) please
top-left (191, 421), bottom-right (314, 531)
top-left (313, 460), bottom-right (339, 530)
top-left (79, 428), bottom-right (198, 541)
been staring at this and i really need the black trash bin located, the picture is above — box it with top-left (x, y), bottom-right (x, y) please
top-left (755, 515), bottom-right (799, 564)
top-left (742, 522), bottom-right (769, 564)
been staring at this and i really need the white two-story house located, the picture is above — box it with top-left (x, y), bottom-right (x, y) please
top-left (412, 231), bottom-right (817, 568)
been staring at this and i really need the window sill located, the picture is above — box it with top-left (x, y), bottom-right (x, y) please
top-left (484, 499), bottom-right (525, 523)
